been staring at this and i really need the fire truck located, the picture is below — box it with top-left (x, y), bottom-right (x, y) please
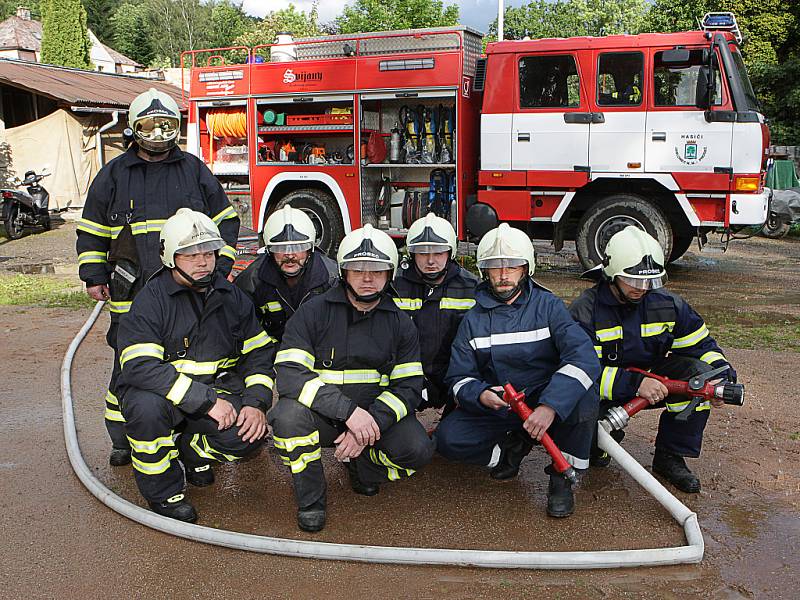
top-left (183, 13), bottom-right (769, 268)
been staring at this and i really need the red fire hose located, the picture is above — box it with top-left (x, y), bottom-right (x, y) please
top-left (502, 383), bottom-right (578, 485)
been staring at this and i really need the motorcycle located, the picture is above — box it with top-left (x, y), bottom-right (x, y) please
top-left (1, 169), bottom-right (52, 239)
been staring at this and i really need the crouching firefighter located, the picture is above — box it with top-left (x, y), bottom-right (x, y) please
top-left (117, 209), bottom-right (274, 522)
top-left (76, 88), bottom-right (240, 467)
top-left (569, 226), bottom-right (737, 493)
top-left (269, 225), bottom-right (434, 532)
top-left (435, 224), bottom-right (600, 517)
top-left (393, 214), bottom-right (478, 413)
top-left (235, 205), bottom-right (338, 342)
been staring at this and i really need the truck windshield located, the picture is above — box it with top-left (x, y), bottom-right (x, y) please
top-left (729, 45), bottom-right (760, 112)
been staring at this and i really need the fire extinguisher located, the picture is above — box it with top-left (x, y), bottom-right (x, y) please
top-left (389, 122), bottom-right (402, 163)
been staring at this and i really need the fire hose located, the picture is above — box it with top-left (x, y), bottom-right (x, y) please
top-left (602, 365), bottom-right (745, 432)
top-left (61, 303), bottom-right (703, 568)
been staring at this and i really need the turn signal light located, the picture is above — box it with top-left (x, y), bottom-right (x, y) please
top-left (734, 176), bottom-right (759, 192)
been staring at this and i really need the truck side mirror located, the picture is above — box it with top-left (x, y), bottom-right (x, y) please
top-left (695, 66), bottom-right (714, 110)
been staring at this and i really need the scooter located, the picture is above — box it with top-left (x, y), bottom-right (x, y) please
top-left (1, 169), bottom-right (52, 239)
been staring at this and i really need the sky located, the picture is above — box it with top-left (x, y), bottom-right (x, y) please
top-left (241, 1), bottom-right (532, 34)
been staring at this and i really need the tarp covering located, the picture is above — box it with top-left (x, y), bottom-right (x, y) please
top-left (771, 188), bottom-right (800, 224)
top-left (766, 159), bottom-right (800, 190)
top-left (0, 109), bottom-right (125, 209)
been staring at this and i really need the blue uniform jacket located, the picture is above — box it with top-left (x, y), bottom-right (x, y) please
top-left (569, 282), bottom-right (736, 403)
top-left (445, 278), bottom-right (600, 422)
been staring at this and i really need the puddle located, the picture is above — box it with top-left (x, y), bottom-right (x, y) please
top-left (6, 262), bottom-right (55, 274)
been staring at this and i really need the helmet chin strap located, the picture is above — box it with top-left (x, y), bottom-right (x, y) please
top-left (275, 253), bottom-right (309, 279)
top-left (488, 277), bottom-right (523, 302)
top-left (174, 265), bottom-right (213, 289)
top-left (342, 277), bottom-right (386, 303)
top-left (612, 279), bottom-right (643, 305)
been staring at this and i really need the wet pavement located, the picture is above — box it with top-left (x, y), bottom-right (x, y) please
top-left (1, 223), bottom-right (799, 598)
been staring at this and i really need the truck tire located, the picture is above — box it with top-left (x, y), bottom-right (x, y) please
top-left (575, 194), bottom-right (673, 271)
top-left (272, 188), bottom-right (345, 256)
top-left (669, 234), bottom-right (694, 263)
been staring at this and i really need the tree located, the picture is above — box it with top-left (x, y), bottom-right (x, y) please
top-left (143, 0), bottom-right (214, 67)
top-left (110, 1), bottom-right (154, 66)
top-left (82, 0), bottom-right (122, 43)
top-left (209, 0), bottom-right (250, 49)
top-left (40, 0), bottom-right (92, 69)
top-left (233, 4), bottom-right (322, 48)
top-left (0, 1), bottom-right (42, 19)
top-left (335, 0), bottom-right (459, 33)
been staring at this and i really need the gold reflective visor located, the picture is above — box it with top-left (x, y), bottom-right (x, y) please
top-left (134, 117), bottom-right (178, 139)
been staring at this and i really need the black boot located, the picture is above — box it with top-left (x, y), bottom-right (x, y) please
top-left (149, 494), bottom-right (198, 523)
top-left (546, 473), bottom-right (575, 518)
top-left (346, 461), bottom-right (379, 496)
top-left (109, 447), bottom-right (131, 466)
top-left (185, 464), bottom-right (215, 487)
top-left (652, 449), bottom-right (701, 493)
top-left (590, 429), bottom-right (624, 468)
top-left (297, 499), bottom-right (327, 533)
top-left (490, 431), bottom-right (534, 481)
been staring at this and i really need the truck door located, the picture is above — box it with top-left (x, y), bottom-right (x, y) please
top-left (590, 51), bottom-right (646, 172)
top-left (511, 53), bottom-right (589, 173)
top-left (645, 47), bottom-right (732, 176)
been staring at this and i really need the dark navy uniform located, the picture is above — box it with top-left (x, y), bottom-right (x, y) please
top-left (569, 282), bottom-right (736, 457)
top-left (436, 279), bottom-right (601, 469)
top-left (234, 251), bottom-right (338, 342)
top-left (117, 270), bottom-right (274, 503)
top-left (77, 145), bottom-right (240, 449)
top-left (392, 258), bottom-right (478, 410)
top-left (268, 283), bottom-right (434, 511)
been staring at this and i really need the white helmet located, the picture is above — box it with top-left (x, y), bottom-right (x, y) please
top-left (160, 208), bottom-right (225, 269)
top-left (129, 87), bottom-right (181, 153)
top-left (602, 226), bottom-right (666, 289)
top-left (337, 224), bottom-right (398, 276)
top-left (406, 213), bottom-right (457, 256)
top-left (263, 205), bottom-right (317, 253)
top-left (476, 223), bottom-right (535, 277)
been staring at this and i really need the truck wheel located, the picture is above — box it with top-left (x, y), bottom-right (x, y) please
top-left (575, 194), bottom-right (673, 271)
top-left (669, 234), bottom-right (694, 263)
top-left (272, 188), bottom-right (345, 256)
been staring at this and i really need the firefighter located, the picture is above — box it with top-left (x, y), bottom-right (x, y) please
top-left (77, 87), bottom-right (240, 467)
top-left (435, 224), bottom-right (600, 518)
top-left (392, 214), bottom-right (478, 412)
top-left (116, 209), bottom-right (274, 522)
top-left (235, 205), bottom-right (337, 342)
top-left (269, 224), bottom-right (434, 532)
top-left (569, 226), bottom-right (736, 493)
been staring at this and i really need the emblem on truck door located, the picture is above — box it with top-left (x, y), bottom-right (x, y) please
top-left (674, 134), bottom-right (707, 165)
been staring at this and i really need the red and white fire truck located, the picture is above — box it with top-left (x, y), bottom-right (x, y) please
top-left (183, 14), bottom-right (768, 267)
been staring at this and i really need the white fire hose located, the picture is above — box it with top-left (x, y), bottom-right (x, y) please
top-left (62, 302), bottom-right (703, 568)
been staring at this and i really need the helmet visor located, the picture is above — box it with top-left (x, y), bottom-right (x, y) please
top-left (341, 260), bottom-right (392, 272)
top-left (617, 275), bottom-right (665, 290)
top-left (409, 243), bottom-right (451, 254)
top-left (268, 242), bottom-right (313, 254)
top-left (477, 257), bottom-right (528, 270)
top-left (135, 116), bottom-right (179, 141)
top-left (175, 239), bottom-right (225, 255)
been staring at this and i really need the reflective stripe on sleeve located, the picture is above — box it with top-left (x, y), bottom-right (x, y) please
top-left (600, 366), bottom-right (618, 401)
top-left (671, 324), bottom-right (709, 349)
top-left (78, 251), bottom-right (108, 265)
top-left (439, 297), bottom-right (476, 310)
top-left (77, 218), bottom-right (121, 238)
top-left (219, 245), bottom-right (237, 261)
top-left (166, 373), bottom-right (193, 404)
top-left (104, 406), bottom-right (125, 422)
top-left (700, 351), bottom-right (726, 365)
top-left (297, 377), bottom-right (324, 408)
top-left (242, 331), bottom-right (273, 354)
top-left (556, 364), bottom-right (594, 390)
top-left (377, 390), bottom-right (407, 422)
top-left (119, 343), bottom-right (165, 367)
top-left (212, 205), bottom-right (237, 224)
top-left (452, 377), bottom-right (477, 399)
top-left (273, 431), bottom-right (320, 453)
top-left (275, 348), bottom-right (316, 369)
top-left (469, 328), bottom-right (551, 350)
top-left (108, 300), bottom-right (132, 314)
top-left (244, 374), bottom-right (274, 390)
top-left (390, 362), bottom-right (423, 380)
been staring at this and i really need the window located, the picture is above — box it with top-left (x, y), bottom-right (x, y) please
top-left (653, 49), bottom-right (722, 107)
top-left (597, 52), bottom-right (643, 106)
top-left (519, 55), bottom-right (581, 109)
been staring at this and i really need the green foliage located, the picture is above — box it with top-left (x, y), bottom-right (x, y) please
top-left (110, 2), bottom-right (153, 66)
top-left (0, 1), bottom-right (41, 19)
top-left (750, 57), bottom-right (800, 144)
top-left (335, 0), bottom-right (459, 33)
top-left (0, 275), bottom-right (94, 309)
top-left (82, 0), bottom-right (122, 43)
top-left (209, 0), bottom-right (249, 49)
top-left (41, 0), bottom-right (92, 69)
top-left (233, 4), bottom-right (322, 50)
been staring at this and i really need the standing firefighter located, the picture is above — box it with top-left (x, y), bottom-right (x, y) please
top-left (436, 224), bottom-right (600, 517)
top-left (76, 88), bottom-right (240, 466)
top-left (269, 224), bottom-right (434, 532)
top-left (569, 226), bottom-right (736, 493)
top-left (117, 209), bottom-right (274, 522)
top-left (393, 214), bottom-right (478, 412)
top-left (235, 205), bottom-right (338, 342)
